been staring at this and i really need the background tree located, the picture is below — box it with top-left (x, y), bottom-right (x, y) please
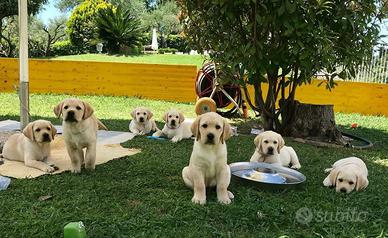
top-left (180, 0), bottom-right (384, 142)
top-left (67, 0), bottom-right (111, 52)
top-left (0, 0), bottom-right (47, 57)
top-left (143, 0), bottom-right (180, 48)
top-left (96, 5), bottom-right (142, 54)
top-left (29, 16), bottom-right (67, 57)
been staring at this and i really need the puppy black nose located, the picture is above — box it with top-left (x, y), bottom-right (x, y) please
top-left (340, 188), bottom-right (347, 193)
top-left (43, 133), bottom-right (50, 141)
top-left (68, 111), bottom-right (74, 116)
top-left (268, 147), bottom-right (274, 154)
top-left (207, 133), bottom-right (214, 141)
top-left (171, 120), bottom-right (176, 125)
top-left (139, 117), bottom-right (144, 122)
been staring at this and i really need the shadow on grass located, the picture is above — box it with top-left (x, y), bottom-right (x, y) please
top-left (0, 114), bottom-right (387, 237)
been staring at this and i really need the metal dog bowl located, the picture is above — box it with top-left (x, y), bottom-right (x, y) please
top-left (229, 162), bottom-right (306, 189)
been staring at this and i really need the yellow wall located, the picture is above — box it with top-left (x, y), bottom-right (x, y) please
top-left (1, 58), bottom-right (387, 116)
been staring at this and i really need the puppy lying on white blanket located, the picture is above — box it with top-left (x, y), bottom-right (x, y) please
top-left (323, 157), bottom-right (369, 193)
top-left (0, 120), bottom-right (57, 172)
top-left (250, 130), bottom-right (301, 169)
top-left (152, 109), bottom-right (192, 142)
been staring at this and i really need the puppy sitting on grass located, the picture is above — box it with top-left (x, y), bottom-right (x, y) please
top-left (54, 98), bottom-right (107, 173)
top-left (0, 120), bottom-right (57, 172)
top-left (250, 130), bottom-right (301, 169)
top-left (182, 112), bottom-right (233, 205)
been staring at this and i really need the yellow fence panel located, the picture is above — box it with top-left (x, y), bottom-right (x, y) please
top-left (0, 58), bottom-right (198, 102)
top-left (0, 58), bottom-right (387, 116)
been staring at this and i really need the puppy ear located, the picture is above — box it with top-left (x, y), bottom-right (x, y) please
top-left (82, 101), bottom-right (94, 120)
top-left (179, 112), bottom-right (185, 123)
top-left (220, 119), bottom-right (232, 144)
top-left (147, 109), bottom-right (153, 120)
top-left (23, 122), bottom-right (35, 141)
top-left (254, 134), bottom-right (263, 153)
top-left (53, 101), bottom-right (64, 118)
top-left (131, 109), bottom-right (137, 119)
top-left (191, 116), bottom-right (201, 141)
top-left (277, 133), bottom-right (285, 153)
top-left (356, 175), bottom-right (369, 191)
top-left (163, 112), bottom-right (168, 122)
top-left (50, 123), bottom-right (57, 140)
top-left (328, 168), bottom-right (340, 187)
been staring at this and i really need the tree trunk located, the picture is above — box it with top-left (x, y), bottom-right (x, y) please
top-left (281, 100), bottom-right (344, 144)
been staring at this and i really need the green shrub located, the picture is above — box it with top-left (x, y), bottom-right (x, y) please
top-left (158, 48), bottom-right (177, 54)
top-left (166, 34), bottom-right (188, 52)
top-left (52, 40), bottom-right (82, 56)
top-left (67, 0), bottom-right (112, 52)
top-left (95, 5), bottom-right (142, 54)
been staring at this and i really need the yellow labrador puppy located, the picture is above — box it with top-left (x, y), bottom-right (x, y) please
top-left (54, 98), bottom-right (107, 173)
top-left (323, 157), bottom-right (369, 193)
top-left (0, 120), bottom-right (57, 172)
top-left (152, 109), bottom-right (192, 142)
top-left (182, 112), bottom-right (233, 205)
top-left (129, 107), bottom-right (158, 135)
top-left (250, 131), bottom-right (301, 169)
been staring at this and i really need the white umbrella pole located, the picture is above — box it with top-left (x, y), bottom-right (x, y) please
top-left (18, 0), bottom-right (29, 130)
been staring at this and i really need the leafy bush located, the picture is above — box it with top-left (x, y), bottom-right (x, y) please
top-left (166, 34), bottom-right (188, 52)
top-left (67, 0), bottom-right (111, 52)
top-left (95, 5), bottom-right (142, 54)
top-left (158, 48), bottom-right (177, 54)
top-left (51, 40), bottom-right (82, 56)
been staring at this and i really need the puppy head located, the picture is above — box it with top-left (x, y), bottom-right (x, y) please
top-left (164, 109), bottom-right (185, 129)
top-left (331, 169), bottom-right (358, 193)
top-left (54, 98), bottom-right (94, 122)
top-left (191, 112), bottom-right (231, 145)
top-left (254, 131), bottom-right (285, 155)
top-left (23, 120), bottom-right (57, 143)
top-left (131, 107), bottom-right (153, 124)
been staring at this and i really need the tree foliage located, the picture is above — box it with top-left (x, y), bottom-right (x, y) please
top-left (67, 0), bottom-right (112, 50)
top-left (29, 16), bottom-right (67, 57)
top-left (0, 0), bottom-right (47, 57)
top-left (180, 0), bottom-right (385, 132)
top-left (143, 0), bottom-right (180, 47)
top-left (96, 5), bottom-right (142, 54)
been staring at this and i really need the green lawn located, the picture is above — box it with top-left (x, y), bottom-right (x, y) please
top-left (47, 54), bottom-right (207, 69)
top-left (0, 92), bottom-right (387, 237)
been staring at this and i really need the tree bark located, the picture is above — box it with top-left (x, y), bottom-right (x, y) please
top-left (281, 100), bottom-right (344, 144)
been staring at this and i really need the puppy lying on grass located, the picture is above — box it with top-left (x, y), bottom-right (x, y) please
top-left (323, 157), bottom-right (369, 193)
top-left (250, 130), bottom-right (301, 169)
top-left (152, 109), bottom-right (192, 142)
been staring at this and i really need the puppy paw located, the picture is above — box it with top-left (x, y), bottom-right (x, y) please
top-left (191, 196), bottom-right (206, 205)
top-left (218, 196), bottom-right (232, 205)
top-left (323, 177), bottom-right (331, 187)
top-left (227, 191), bottom-right (234, 199)
top-left (138, 131), bottom-right (145, 135)
top-left (171, 136), bottom-right (181, 143)
top-left (291, 164), bottom-right (301, 169)
top-left (85, 163), bottom-right (95, 170)
top-left (324, 168), bottom-right (332, 173)
top-left (71, 168), bottom-right (81, 173)
top-left (45, 166), bottom-right (56, 173)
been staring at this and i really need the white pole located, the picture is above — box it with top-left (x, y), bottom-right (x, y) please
top-left (19, 0), bottom-right (29, 130)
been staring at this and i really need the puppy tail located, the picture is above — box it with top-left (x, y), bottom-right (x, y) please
top-left (97, 119), bottom-right (108, 131)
